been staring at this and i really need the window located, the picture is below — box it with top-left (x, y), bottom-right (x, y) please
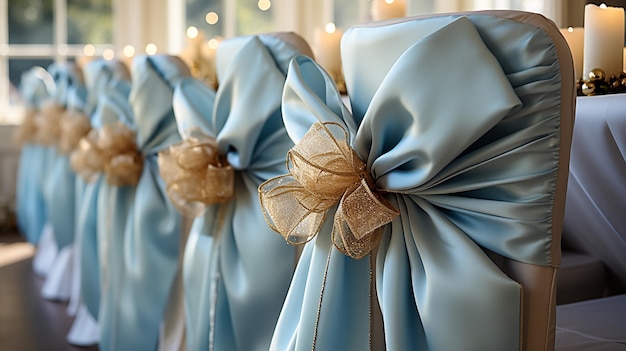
top-left (0, 0), bottom-right (113, 124)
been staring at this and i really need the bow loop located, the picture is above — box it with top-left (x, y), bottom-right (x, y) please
top-left (158, 129), bottom-right (234, 217)
top-left (35, 100), bottom-right (65, 146)
top-left (260, 122), bottom-right (399, 259)
top-left (71, 121), bottom-right (142, 185)
top-left (59, 109), bottom-right (92, 154)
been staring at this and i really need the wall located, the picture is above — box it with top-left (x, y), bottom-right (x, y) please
top-left (0, 124), bottom-right (19, 213)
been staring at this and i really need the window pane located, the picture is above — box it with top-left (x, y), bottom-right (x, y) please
top-left (236, 0), bottom-right (274, 36)
top-left (67, 0), bottom-right (113, 44)
top-left (187, 0), bottom-right (224, 39)
top-left (8, 0), bottom-right (54, 44)
top-left (9, 58), bottom-right (54, 106)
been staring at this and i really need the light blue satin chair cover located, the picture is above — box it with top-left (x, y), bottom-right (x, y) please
top-left (15, 67), bottom-right (53, 244)
top-left (42, 63), bottom-right (85, 251)
top-left (271, 14), bottom-right (570, 351)
top-left (77, 59), bottom-right (130, 319)
top-left (172, 33), bottom-right (311, 351)
top-left (96, 77), bottom-right (134, 351)
top-left (106, 55), bottom-right (189, 351)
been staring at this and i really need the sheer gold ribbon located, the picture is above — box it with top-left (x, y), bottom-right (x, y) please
top-left (70, 121), bottom-right (143, 186)
top-left (35, 101), bottom-right (65, 146)
top-left (59, 109), bottom-right (91, 154)
top-left (259, 122), bottom-right (399, 260)
top-left (14, 109), bottom-right (38, 145)
top-left (158, 129), bottom-right (234, 217)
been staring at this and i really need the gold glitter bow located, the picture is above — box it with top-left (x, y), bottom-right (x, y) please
top-left (35, 100), bottom-right (65, 146)
top-left (158, 129), bottom-right (234, 217)
top-left (70, 121), bottom-right (143, 186)
top-left (14, 108), bottom-right (38, 145)
top-left (59, 109), bottom-right (92, 154)
top-left (259, 122), bottom-right (399, 260)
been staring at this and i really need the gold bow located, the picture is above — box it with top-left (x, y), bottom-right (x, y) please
top-left (158, 129), bottom-right (234, 217)
top-left (35, 100), bottom-right (65, 146)
top-left (71, 121), bottom-right (143, 186)
top-left (14, 108), bottom-right (38, 145)
top-left (59, 109), bottom-right (92, 154)
top-left (259, 122), bottom-right (399, 260)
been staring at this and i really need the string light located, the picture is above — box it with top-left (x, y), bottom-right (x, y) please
top-left (103, 48), bottom-right (115, 60)
top-left (206, 12), bottom-right (219, 25)
top-left (258, 0), bottom-right (271, 11)
top-left (208, 38), bottom-right (220, 50)
top-left (186, 26), bottom-right (199, 39)
top-left (145, 43), bottom-right (157, 55)
top-left (123, 45), bottom-right (135, 58)
top-left (325, 23), bottom-right (336, 34)
top-left (83, 44), bottom-right (96, 56)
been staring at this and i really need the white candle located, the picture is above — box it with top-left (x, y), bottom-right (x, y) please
top-left (623, 47), bottom-right (626, 72)
top-left (314, 23), bottom-right (343, 80)
top-left (560, 27), bottom-right (585, 80)
top-left (371, 0), bottom-right (406, 21)
top-left (583, 4), bottom-right (625, 79)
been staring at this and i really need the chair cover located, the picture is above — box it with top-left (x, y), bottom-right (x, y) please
top-left (167, 33), bottom-right (313, 351)
top-left (264, 11), bottom-right (574, 351)
top-left (40, 63), bottom-right (85, 301)
top-left (15, 66), bottom-right (53, 245)
top-left (67, 59), bottom-right (130, 346)
top-left (103, 55), bottom-right (189, 351)
top-left (95, 77), bottom-right (135, 351)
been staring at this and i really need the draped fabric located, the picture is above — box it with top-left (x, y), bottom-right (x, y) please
top-left (15, 67), bottom-right (53, 245)
top-left (172, 33), bottom-right (312, 351)
top-left (95, 78), bottom-right (135, 351)
top-left (102, 55), bottom-right (189, 351)
top-left (75, 60), bottom-right (130, 321)
top-left (270, 15), bottom-right (564, 351)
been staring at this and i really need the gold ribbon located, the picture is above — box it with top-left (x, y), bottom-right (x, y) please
top-left (259, 122), bottom-right (399, 260)
top-left (70, 121), bottom-right (143, 186)
top-left (35, 100), bottom-right (65, 146)
top-left (14, 108), bottom-right (38, 145)
top-left (158, 129), bottom-right (234, 217)
top-left (59, 109), bottom-right (92, 154)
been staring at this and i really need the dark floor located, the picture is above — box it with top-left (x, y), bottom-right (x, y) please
top-left (0, 231), bottom-right (99, 351)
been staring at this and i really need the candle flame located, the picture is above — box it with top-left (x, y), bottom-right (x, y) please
top-left (567, 27), bottom-right (574, 33)
top-left (600, 3), bottom-right (608, 8)
top-left (146, 43), bottom-right (157, 55)
top-left (208, 38), bottom-right (220, 50)
top-left (123, 45), bottom-right (135, 58)
top-left (325, 23), bottom-right (336, 34)
top-left (385, 0), bottom-right (394, 4)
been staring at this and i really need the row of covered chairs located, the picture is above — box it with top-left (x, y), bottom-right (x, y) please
top-left (15, 10), bottom-right (580, 351)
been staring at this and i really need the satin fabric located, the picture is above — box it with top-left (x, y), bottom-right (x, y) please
top-left (96, 77), bottom-right (134, 351)
top-left (42, 63), bottom-right (85, 251)
top-left (271, 15), bottom-right (563, 351)
top-left (15, 67), bottom-right (52, 244)
top-left (104, 55), bottom-right (188, 351)
top-left (173, 34), bottom-right (306, 351)
top-left (76, 60), bottom-right (130, 320)
top-left (563, 94), bottom-right (626, 293)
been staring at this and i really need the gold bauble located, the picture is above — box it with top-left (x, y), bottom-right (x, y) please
top-left (582, 81), bottom-right (596, 96)
top-left (588, 68), bottom-right (606, 82)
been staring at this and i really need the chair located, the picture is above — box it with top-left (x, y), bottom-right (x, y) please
top-left (262, 10), bottom-right (574, 351)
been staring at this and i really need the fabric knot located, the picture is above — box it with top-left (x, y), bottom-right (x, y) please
top-left (259, 122), bottom-right (399, 259)
top-left (158, 128), bottom-right (234, 217)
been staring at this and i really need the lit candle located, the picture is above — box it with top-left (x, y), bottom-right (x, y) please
top-left (583, 3), bottom-right (625, 79)
top-left (314, 23), bottom-right (344, 81)
top-left (560, 27), bottom-right (584, 80)
top-left (371, 0), bottom-right (406, 21)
